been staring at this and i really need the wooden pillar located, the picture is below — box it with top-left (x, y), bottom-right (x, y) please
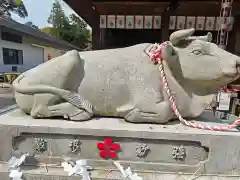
top-left (99, 28), bottom-right (107, 49)
top-left (232, 15), bottom-right (240, 55)
top-left (161, 12), bottom-right (171, 41)
top-left (161, 0), bottom-right (180, 41)
top-left (92, 13), bottom-right (100, 50)
top-left (227, 19), bottom-right (236, 54)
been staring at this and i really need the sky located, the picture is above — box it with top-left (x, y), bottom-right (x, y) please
top-left (11, 0), bottom-right (91, 29)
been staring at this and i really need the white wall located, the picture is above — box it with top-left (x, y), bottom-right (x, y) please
top-left (0, 29), bottom-right (44, 73)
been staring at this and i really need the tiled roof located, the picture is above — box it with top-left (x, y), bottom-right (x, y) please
top-left (0, 17), bottom-right (81, 50)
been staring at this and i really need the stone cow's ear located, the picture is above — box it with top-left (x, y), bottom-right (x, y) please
top-left (170, 28), bottom-right (195, 45)
top-left (206, 32), bottom-right (212, 42)
top-left (161, 44), bottom-right (176, 60)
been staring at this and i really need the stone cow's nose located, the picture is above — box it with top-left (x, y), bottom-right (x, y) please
top-left (222, 52), bottom-right (240, 76)
top-left (235, 57), bottom-right (240, 74)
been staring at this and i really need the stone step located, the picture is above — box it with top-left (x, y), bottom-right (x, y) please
top-left (1, 162), bottom-right (240, 180)
top-left (0, 109), bottom-right (240, 179)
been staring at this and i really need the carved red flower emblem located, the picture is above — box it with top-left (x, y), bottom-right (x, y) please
top-left (97, 137), bottom-right (120, 159)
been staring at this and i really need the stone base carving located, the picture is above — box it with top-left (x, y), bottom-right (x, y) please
top-left (0, 108), bottom-right (240, 179)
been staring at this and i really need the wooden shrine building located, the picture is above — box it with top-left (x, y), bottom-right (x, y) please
top-left (63, 0), bottom-right (240, 55)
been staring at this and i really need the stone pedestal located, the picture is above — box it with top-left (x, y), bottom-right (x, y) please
top-left (0, 108), bottom-right (240, 179)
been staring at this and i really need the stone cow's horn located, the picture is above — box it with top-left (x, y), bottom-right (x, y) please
top-left (169, 28), bottom-right (195, 45)
top-left (187, 32), bottom-right (213, 42)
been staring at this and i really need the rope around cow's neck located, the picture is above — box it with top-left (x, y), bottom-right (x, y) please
top-left (150, 42), bottom-right (240, 131)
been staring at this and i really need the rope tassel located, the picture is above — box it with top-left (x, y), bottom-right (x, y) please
top-left (150, 42), bottom-right (240, 131)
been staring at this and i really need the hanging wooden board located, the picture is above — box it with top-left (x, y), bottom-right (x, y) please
top-left (144, 16), bottom-right (153, 29)
top-left (186, 16), bottom-right (196, 29)
top-left (169, 16), bottom-right (176, 30)
top-left (99, 15), bottom-right (234, 31)
top-left (100, 15), bottom-right (107, 28)
top-left (116, 15), bottom-right (125, 29)
top-left (176, 16), bottom-right (186, 30)
top-left (153, 16), bottom-right (161, 29)
top-left (135, 15), bottom-right (144, 29)
top-left (126, 15), bottom-right (134, 29)
top-left (196, 16), bottom-right (205, 30)
top-left (205, 17), bottom-right (215, 31)
top-left (107, 15), bottom-right (116, 28)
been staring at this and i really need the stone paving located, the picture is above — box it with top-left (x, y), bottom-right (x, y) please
top-left (0, 83), bottom-right (12, 88)
top-left (0, 83), bottom-right (15, 110)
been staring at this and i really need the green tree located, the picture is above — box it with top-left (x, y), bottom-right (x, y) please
top-left (0, 0), bottom-right (28, 18)
top-left (25, 21), bottom-right (39, 30)
top-left (41, 27), bottom-right (55, 35)
top-left (47, 0), bottom-right (90, 49)
top-left (68, 14), bottom-right (90, 49)
top-left (47, 0), bottom-right (68, 39)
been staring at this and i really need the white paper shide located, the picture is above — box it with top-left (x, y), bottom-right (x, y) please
top-left (62, 159), bottom-right (92, 180)
top-left (114, 161), bottom-right (143, 180)
top-left (8, 153), bottom-right (30, 180)
top-left (227, 17), bottom-right (234, 31)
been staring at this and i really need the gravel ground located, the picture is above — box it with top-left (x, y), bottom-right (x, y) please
top-left (0, 97), bottom-right (15, 110)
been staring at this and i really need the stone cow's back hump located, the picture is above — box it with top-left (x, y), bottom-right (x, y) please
top-left (19, 50), bottom-right (83, 91)
top-left (79, 43), bottom-right (158, 80)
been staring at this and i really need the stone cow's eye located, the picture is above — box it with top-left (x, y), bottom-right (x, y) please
top-left (192, 50), bottom-right (203, 55)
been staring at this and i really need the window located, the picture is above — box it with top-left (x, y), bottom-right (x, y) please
top-left (3, 48), bottom-right (23, 65)
top-left (1, 31), bottom-right (22, 43)
top-left (12, 66), bottom-right (18, 72)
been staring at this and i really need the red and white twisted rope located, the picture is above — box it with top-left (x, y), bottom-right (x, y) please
top-left (150, 42), bottom-right (240, 131)
top-left (219, 88), bottom-right (240, 93)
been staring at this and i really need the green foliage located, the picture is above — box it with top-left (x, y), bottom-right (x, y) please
top-left (41, 27), bottom-right (54, 34)
top-left (0, 0), bottom-right (28, 18)
top-left (25, 21), bottom-right (39, 30)
top-left (47, 0), bottom-right (90, 49)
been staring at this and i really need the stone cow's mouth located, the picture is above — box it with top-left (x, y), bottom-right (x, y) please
top-left (224, 67), bottom-right (240, 78)
top-left (225, 73), bottom-right (238, 78)
top-left (237, 66), bottom-right (240, 74)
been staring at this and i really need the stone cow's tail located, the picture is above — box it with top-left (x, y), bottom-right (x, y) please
top-left (12, 76), bottom-right (93, 114)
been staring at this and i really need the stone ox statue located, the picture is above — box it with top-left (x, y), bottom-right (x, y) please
top-left (13, 29), bottom-right (240, 123)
